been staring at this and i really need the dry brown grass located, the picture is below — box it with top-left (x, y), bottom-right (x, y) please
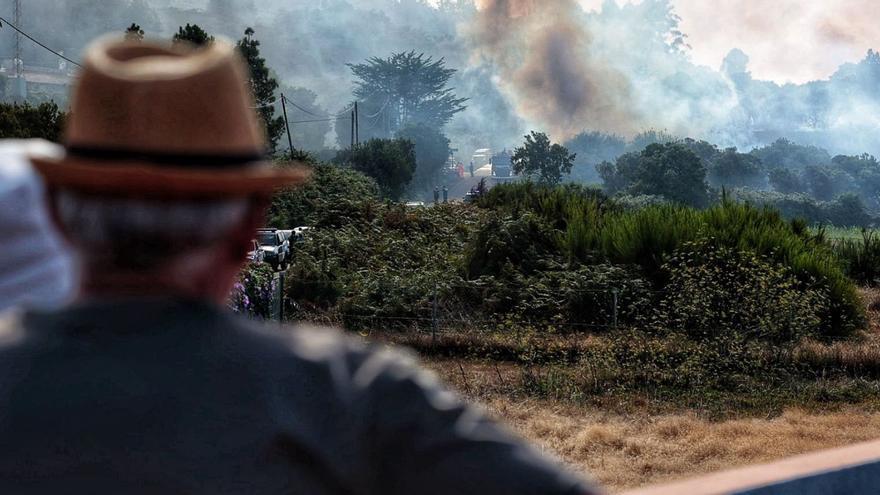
top-left (392, 288), bottom-right (880, 492)
top-left (482, 397), bottom-right (880, 493)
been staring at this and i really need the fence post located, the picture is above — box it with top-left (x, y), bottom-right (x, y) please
top-left (432, 284), bottom-right (439, 342)
top-left (612, 288), bottom-right (619, 330)
top-left (278, 270), bottom-right (285, 323)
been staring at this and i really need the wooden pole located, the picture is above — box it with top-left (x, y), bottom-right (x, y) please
top-left (354, 101), bottom-right (359, 145)
top-left (350, 110), bottom-right (355, 149)
top-left (280, 93), bottom-right (294, 153)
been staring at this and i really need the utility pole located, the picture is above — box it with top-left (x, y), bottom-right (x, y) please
top-left (13, 0), bottom-right (22, 79)
top-left (354, 101), bottom-right (359, 145)
top-left (280, 93), bottom-right (294, 153)
top-left (350, 110), bottom-right (355, 149)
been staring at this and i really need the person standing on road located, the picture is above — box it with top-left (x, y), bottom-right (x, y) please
top-left (433, 185), bottom-right (440, 204)
top-left (442, 185), bottom-right (449, 203)
top-left (0, 37), bottom-right (599, 495)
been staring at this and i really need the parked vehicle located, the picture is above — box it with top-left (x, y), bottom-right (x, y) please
top-left (256, 228), bottom-right (291, 270)
top-left (246, 239), bottom-right (265, 264)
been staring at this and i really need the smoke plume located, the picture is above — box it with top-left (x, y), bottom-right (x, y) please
top-left (471, 0), bottom-right (638, 139)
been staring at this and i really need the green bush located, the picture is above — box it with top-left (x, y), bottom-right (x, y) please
top-left (654, 240), bottom-right (828, 344)
top-left (267, 162), bottom-right (379, 228)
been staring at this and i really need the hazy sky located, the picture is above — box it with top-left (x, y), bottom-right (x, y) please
top-left (577, 0), bottom-right (878, 84)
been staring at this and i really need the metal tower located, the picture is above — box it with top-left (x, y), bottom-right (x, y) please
top-left (13, 0), bottom-right (22, 78)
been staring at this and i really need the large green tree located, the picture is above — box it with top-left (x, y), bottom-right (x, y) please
top-left (598, 142), bottom-right (709, 207)
top-left (345, 51), bottom-right (467, 141)
top-left (172, 24), bottom-right (214, 46)
top-left (396, 123), bottom-right (451, 198)
top-left (237, 28), bottom-right (285, 153)
top-left (335, 138), bottom-right (416, 200)
top-left (511, 131), bottom-right (576, 186)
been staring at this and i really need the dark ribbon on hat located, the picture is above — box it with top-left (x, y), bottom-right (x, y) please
top-left (66, 145), bottom-right (267, 168)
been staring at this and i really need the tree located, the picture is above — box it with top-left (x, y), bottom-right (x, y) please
top-left (237, 28), bottom-right (285, 152)
top-left (125, 23), bottom-right (144, 42)
top-left (599, 142), bottom-right (709, 207)
top-left (768, 168), bottom-right (803, 194)
top-left (346, 51), bottom-right (467, 137)
top-left (563, 131), bottom-right (626, 183)
top-left (335, 138), bottom-right (416, 200)
top-left (396, 123), bottom-right (451, 198)
top-left (0, 102), bottom-right (66, 142)
top-left (707, 147), bottom-right (764, 189)
top-left (511, 131), bottom-right (576, 186)
top-left (172, 24), bottom-right (214, 46)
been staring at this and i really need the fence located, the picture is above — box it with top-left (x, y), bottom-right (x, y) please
top-left (261, 275), bottom-right (667, 335)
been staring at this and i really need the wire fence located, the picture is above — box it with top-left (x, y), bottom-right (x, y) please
top-left (256, 273), bottom-right (668, 337)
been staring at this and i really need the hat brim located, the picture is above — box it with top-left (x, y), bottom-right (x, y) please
top-left (29, 154), bottom-right (311, 199)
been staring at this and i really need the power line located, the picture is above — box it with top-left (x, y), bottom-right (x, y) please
top-left (0, 15), bottom-right (82, 68)
top-left (281, 95), bottom-right (326, 118)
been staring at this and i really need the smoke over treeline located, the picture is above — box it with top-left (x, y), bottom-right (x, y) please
top-left (1, 0), bottom-right (877, 158)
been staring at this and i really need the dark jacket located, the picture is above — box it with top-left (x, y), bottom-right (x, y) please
top-left (0, 299), bottom-right (594, 494)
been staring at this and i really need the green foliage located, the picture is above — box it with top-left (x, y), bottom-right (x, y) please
top-left (396, 123), bottom-right (451, 198)
top-left (464, 213), bottom-right (560, 279)
top-left (237, 28), bottom-right (285, 152)
top-left (598, 142), bottom-right (709, 207)
top-left (346, 51), bottom-right (467, 138)
top-left (511, 131), bottom-right (576, 186)
top-left (750, 138), bottom-right (831, 170)
top-left (483, 183), bottom-right (864, 337)
top-left (834, 230), bottom-right (880, 286)
top-left (0, 102), bottom-right (65, 142)
top-left (732, 189), bottom-right (875, 227)
top-left (267, 162), bottom-right (379, 229)
top-left (229, 262), bottom-right (276, 319)
top-left (172, 23), bottom-right (214, 46)
top-left (335, 138), bottom-right (416, 201)
top-left (655, 240), bottom-right (828, 344)
top-left (706, 147), bottom-right (765, 189)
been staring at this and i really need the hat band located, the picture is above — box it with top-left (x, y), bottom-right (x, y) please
top-left (66, 146), bottom-right (266, 168)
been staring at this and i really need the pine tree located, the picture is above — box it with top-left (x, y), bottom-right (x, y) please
top-left (172, 24), bottom-right (214, 47)
top-left (237, 27), bottom-right (284, 152)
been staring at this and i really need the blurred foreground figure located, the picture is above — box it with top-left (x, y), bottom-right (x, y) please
top-left (0, 140), bottom-right (75, 312)
top-left (0, 38), bottom-right (596, 494)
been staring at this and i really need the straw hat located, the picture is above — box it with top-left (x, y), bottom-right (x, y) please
top-left (30, 37), bottom-right (309, 198)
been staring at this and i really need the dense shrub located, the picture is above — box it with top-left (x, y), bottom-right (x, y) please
top-left (267, 162), bottom-right (379, 228)
top-left (654, 240), bottom-right (828, 344)
top-left (482, 183), bottom-right (864, 337)
top-left (464, 213), bottom-right (560, 279)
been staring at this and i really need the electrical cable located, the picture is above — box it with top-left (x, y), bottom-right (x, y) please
top-left (0, 15), bottom-right (82, 68)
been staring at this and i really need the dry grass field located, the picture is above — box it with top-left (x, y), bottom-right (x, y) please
top-left (485, 399), bottom-right (880, 492)
top-left (406, 289), bottom-right (880, 492)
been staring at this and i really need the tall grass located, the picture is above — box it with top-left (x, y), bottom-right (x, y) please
top-left (834, 230), bottom-right (880, 286)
